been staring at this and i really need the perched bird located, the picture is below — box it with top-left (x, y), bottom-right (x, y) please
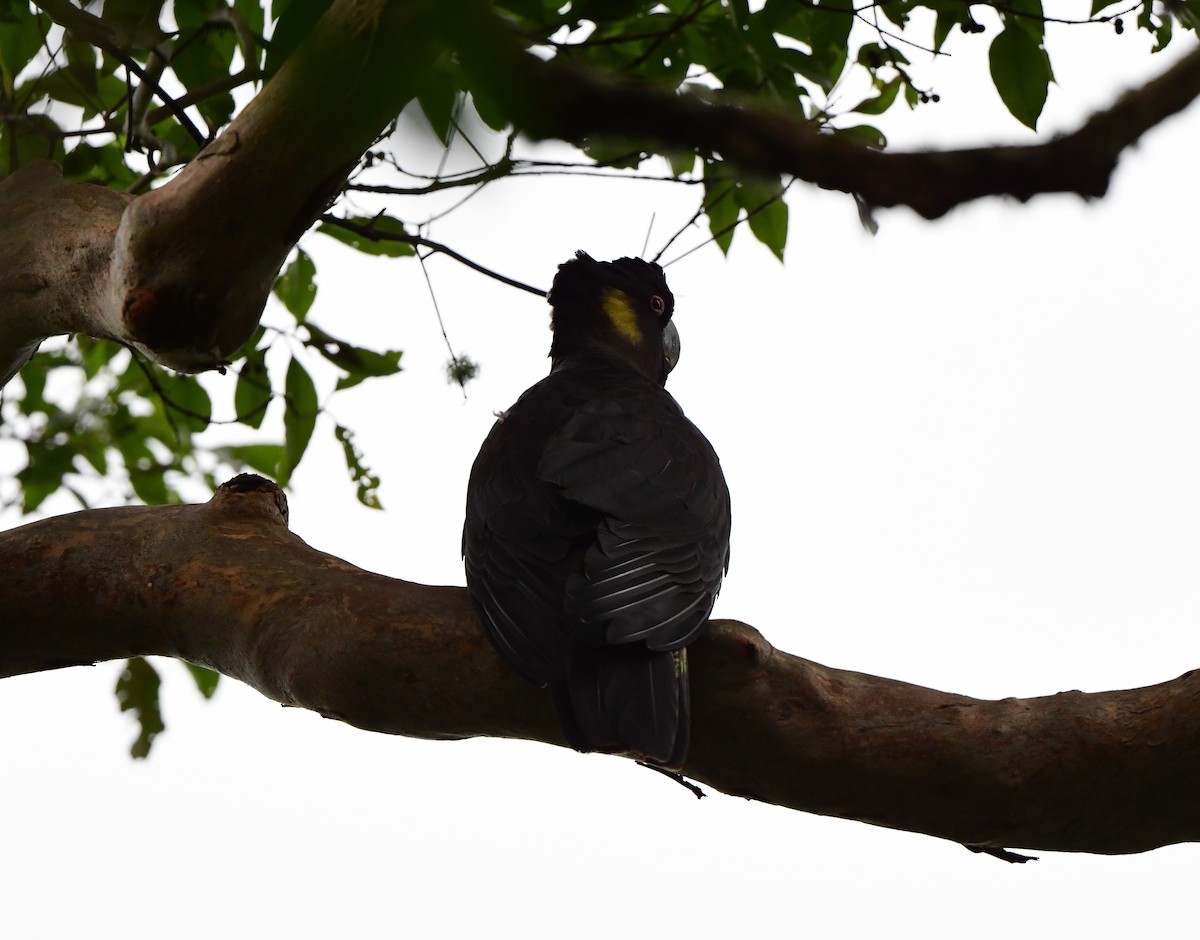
top-left (463, 251), bottom-right (730, 768)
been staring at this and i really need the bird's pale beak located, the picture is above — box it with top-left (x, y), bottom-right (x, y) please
top-left (663, 320), bottom-right (681, 376)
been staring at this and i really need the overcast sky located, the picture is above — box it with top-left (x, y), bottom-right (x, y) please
top-left (3, 10), bottom-right (1200, 938)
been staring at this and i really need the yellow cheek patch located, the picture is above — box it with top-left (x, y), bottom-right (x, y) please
top-left (601, 287), bottom-right (643, 345)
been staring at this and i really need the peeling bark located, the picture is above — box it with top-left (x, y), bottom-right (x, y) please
top-left (4, 475), bottom-right (1199, 856)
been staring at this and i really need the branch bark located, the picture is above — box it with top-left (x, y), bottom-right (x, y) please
top-left (2, 0), bottom-right (441, 384)
top-left (448, 8), bottom-right (1200, 220)
top-left (4, 475), bottom-right (1199, 856)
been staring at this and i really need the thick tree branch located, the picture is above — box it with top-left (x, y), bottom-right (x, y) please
top-left (3, 475), bottom-right (1199, 855)
top-left (0, 162), bottom-right (131, 386)
top-left (448, 7), bottom-right (1200, 219)
top-left (1, 0), bottom-right (441, 385)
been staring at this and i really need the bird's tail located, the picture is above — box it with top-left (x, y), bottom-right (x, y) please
top-left (553, 645), bottom-right (690, 769)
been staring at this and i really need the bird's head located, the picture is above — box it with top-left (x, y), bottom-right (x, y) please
top-left (547, 251), bottom-right (680, 385)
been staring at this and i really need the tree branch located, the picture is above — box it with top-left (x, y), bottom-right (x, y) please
top-left (448, 7), bottom-right (1200, 218)
top-left (1, 0), bottom-right (443, 387)
top-left (4, 474), bottom-right (1199, 856)
top-left (0, 161), bottom-right (132, 386)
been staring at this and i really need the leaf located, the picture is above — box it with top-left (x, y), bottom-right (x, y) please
top-left (335, 424), bottom-right (382, 509)
top-left (317, 216), bottom-right (415, 257)
top-left (158, 374), bottom-right (212, 434)
top-left (234, 345), bottom-right (272, 429)
top-left (273, 249), bottom-right (317, 321)
top-left (219, 443), bottom-right (287, 478)
top-left (666, 150), bottom-right (696, 178)
top-left (17, 441), bottom-right (74, 513)
top-left (737, 178), bottom-right (788, 261)
top-left (185, 663), bottom-right (220, 700)
top-left (837, 124), bottom-right (888, 149)
top-left (932, 10), bottom-right (956, 53)
top-left (851, 77), bottom-right (901, 115)
top-left (988, 26), bottom-right (1052, 130)
top-left (580, 137), bottom-right (646, 169)
top-left (879, 0), bottom-right (912, 29)
top-left (1151, 14), bottom-right (1173, 53)
top-left (807, 0), bottom-right (854, 90)
top-left (417, 67), bottom-right (463, 147)
top-left (115, 658), bottom-right (164, 759)
top-left (129, 465), bottom-right (174, 505)
top-left (1003, 0), bottom-right (1046, 44)
top-left (303, 323), bottom-right (403, 389)
top-left (0, 10), bottom-right (46, 92)
top-left (333, 349), bottom-right (403, 389)
top-left (0, 113), bottom-right (66, 178)
top-left (703, 162), bottom-right (739, 255)
top-left (280, 358), bottom-right (318, 487)
top-left (265, 0), bottom-right (333, 77)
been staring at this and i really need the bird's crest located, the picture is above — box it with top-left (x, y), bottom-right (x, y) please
top-left (548, 251), bottom-right (675, 382)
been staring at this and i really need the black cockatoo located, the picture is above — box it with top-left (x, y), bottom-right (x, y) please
top-left (463, 252), bottom-right (730, 769)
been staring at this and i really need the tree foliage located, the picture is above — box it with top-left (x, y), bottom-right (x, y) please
top-left (1, 0), bottom-right (1198, 755)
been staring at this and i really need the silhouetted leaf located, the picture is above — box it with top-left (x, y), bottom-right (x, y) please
top-left (115, 658), bottom-right (164, 759)
top-left (185, 663), bottom-right (220, 700)
top-left (988, 26), bottom-right (1052, 129)
top-left (280, 358), bottom-right (318, 487)
top-left (274, 249), bottom-right (318, 321)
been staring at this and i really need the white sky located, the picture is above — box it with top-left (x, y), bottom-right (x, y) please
top-left (3, 10), bottom-right (1200, 938)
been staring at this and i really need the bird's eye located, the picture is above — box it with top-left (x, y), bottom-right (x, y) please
top-left (650, 295), bottom-right (666, 315)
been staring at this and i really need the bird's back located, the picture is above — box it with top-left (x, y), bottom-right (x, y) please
top-left (464, 354), bottom-right (730, 767)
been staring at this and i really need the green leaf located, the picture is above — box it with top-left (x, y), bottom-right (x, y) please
top-left (988, 26), bottom-right (1052, 130)
top-left (851, 77), bottom-right (901, 115)
top-left (0, 11), bottom-right (45, 92)
top-left (666, 150), bottom-right (696, 178)
top-left (317, 216), bottom-right (415, 257)
top-left (932, 11), bottom-right (956, 53)
top-left (837, 124), bottom-right (887, 149)
top-left (280, 358), bottom-right (318, 486)
top-left (0, 113), bottom-right (66, 178)
top-left (273, 248), bottom-right (317, 321)
top-left (234, 0), bottom-right (266, 65)
top-left (466, 89), bottom-right (509, 133)
top-left (738, 179), bottom-right (788, 261)
top-left (807, 0), bottom-right (854, 90)
top-left (17, 442), bottom-right (74, 513)
top-left (265, 0), bottom-right (332, 77)
top-left (235, 345), bottom-right (272, 429)
top-left (703, 162), bottom-right (739, 255)
top-left (417, 67), bottom-right (462, 147)
top-left (1151, 14), bottom-right (1173, 52)
top-left (334, 424), bottom-right (382, 509)
top-left (1003, 0), bottom-right (1046, 44)
top-left (115, 658), bottom-right (164, 759)
top-left (61, 139), bottom-right (138, 188)
top-left (185, 663), bottom-right (220, 700)
top-left (129, 465), bottom-right (174, 505)
top-left (1089, 0), bottom-right (1121, 15)
top-left (333, 348), bottom-right (403, 390)
top-left (158, 374), bottom-right (212, 434)
top-left (303, 323), bottom-right (404, 389)
top-left (879, 0), bottom-right (912, 29)
top-left (219, 443), bottom-right (287, 478)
